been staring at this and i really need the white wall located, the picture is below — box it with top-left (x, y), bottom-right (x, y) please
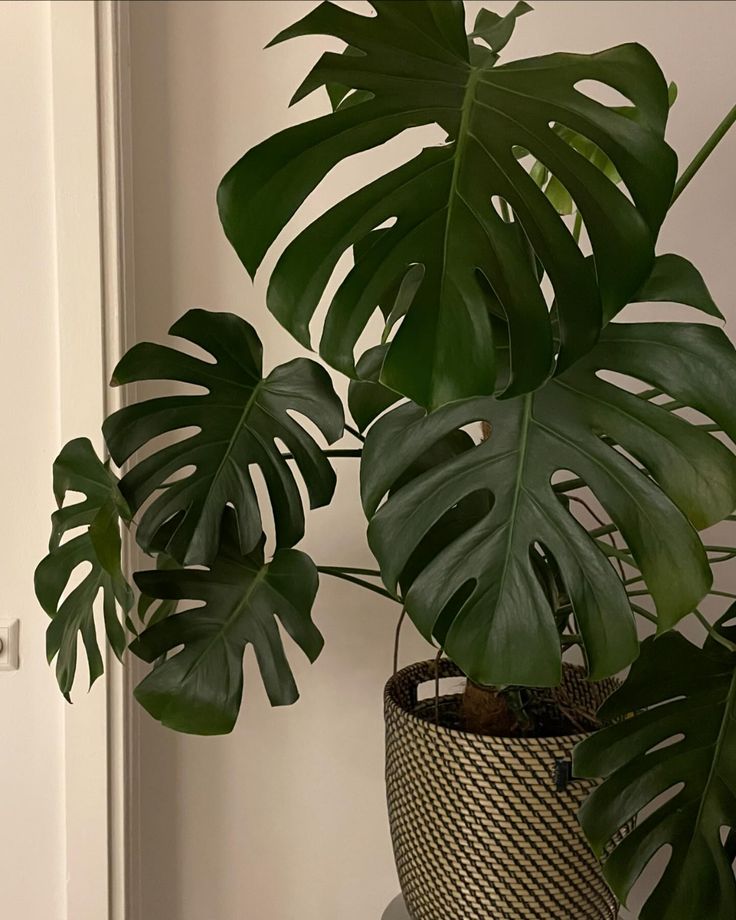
top-left (126, 3), bottom-right (736, 919)
top-left (0, 2), bottom-right (66, 918)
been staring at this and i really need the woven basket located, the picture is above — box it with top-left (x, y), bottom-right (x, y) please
top-left (385, 659), bottom-right (619, 920)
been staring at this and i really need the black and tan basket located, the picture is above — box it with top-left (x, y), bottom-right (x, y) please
top-left (384, 659), bottom-right (619, 920)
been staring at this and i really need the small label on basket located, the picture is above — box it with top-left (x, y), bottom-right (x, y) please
top-left (555, 758), bottom-right (573, 792)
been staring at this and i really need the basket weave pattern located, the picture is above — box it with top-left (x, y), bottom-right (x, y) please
top-left (385, 660), bottom-right (619, 920)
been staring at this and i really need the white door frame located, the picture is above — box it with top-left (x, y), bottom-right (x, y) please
top-left (49, 2), bottom-right (135, 918)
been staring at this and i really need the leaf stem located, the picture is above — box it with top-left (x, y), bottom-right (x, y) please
top-left (553, 476), bottom-right (585, 493)
top-left (589, 522), bottom-right (618, 538)
top-left (282, 449), bottom-right (362, 460)
top-left (344, 423), bottom-right (366, 443)
top-left (693, 608), bottom-right (736, 653)
top-left (319, 565), bottom-right (381, 576)
top-left (572, 210), bottom-right (583, 243)
top-left (630, 603), bottom-right (658, 624)
top-left (636, 387), bottom-right (663, 401)
top-left (316, 566), bottom-right (398, 602)
top-left (671, 103), bottom-right (736, 204)
top-left (393, 607), bottom-right (408, 675)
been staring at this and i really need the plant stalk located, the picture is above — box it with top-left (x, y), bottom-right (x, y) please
top-left (630, 603), bottom-right (658, 624)
top-left (282, 448), bottom-right (362, 460)
top-left (316, 566), bottom-right (398, 602)
top-left (693, 608), bottom-right (736, 654)
top-left (671, 103), bottom-right (736, 204)
top-left (344, 423), bottom-right (365, 443)
top-left (393, 607), bottom-right (408, 675)
top-left (572, 210), bottom-right (583, 243)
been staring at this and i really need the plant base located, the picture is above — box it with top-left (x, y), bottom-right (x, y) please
top-left (384, 660), bottom-right (618, 920)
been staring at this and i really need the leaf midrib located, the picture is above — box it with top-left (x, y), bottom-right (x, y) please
top-left (494, 393), bottom-right (534, 614)
top-left (429, 60), bottom-right (490, 407)
top-left (178, 563), bottom-right (269, 686)
top-left (682, 663), bottom-right (736, 868)
top-left (183, 380), bottom-right (265, 550)
top-left (441, 64), bottom-right (483, 272)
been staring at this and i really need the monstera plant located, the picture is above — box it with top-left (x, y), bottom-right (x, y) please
top-left (36, 2), bottom-right (736, 918)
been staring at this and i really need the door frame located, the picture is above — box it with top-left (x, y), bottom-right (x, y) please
top-left (49, 2), bottom-right (136, 917)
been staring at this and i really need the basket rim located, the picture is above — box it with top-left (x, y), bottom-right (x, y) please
top-left (384, 659), bottom-right (608, 748)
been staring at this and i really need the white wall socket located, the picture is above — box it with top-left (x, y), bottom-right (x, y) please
top-left (0, 619), bottom-right (20, 670)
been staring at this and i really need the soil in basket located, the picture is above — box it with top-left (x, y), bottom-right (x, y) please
top-left (415, 681), bottom-right (601, 739)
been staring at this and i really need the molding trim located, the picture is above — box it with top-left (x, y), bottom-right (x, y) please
top-left (96, 3), bottom-right (139, 919)
top-left (49, 2), bottom-right (135, 918)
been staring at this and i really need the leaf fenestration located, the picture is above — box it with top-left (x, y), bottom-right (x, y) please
top-left (361, 321), bottom-right (736, 686)
top-left (103, 309), bottom-right (344, 566)
top-left (575, 617), bottom-right (736, 920)
top-left (34, 438), bottom-right (134, 698)
top-left (131, 510), bottom-right (323, 735)
top-left (218, 1), bottom-right (676, 408)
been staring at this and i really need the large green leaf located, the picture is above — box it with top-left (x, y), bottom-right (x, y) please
top-left (361, 321), bottom-right (736, 686)
top-left (34, 438), bottom-right (134, 699)
top-left (346, 251), bottom-right (722, 433)
top-left (218, 0), bottom-right (676, 409)
top-left (574, 616), bottom-right (736, 920)
top-left (103, 309), bottom-right (344, 566)
top-left (130, 510), bottom-right (323, 735)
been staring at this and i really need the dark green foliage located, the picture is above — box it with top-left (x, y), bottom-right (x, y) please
top-left (361, 321), bottom-right (736, 687)
top-left (218, 0), bottom-right (676, 409)
top-left (31, 10), bottom-right (736, 915)
top-left (34, 438), bottom-right (134, 698)
top-left (632, 252), bottom-right (722, 319)
top-left (103, 309), bottom-right (344, 566)
top-left (575, 613), bottom-right (736, 919)
top-left (131, 510), bottom-right (323, 735)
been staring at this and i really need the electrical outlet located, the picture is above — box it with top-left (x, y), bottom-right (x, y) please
top-left (0, 620), bottom-right (19, 671)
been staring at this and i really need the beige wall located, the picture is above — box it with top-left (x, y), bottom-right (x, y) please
top-left (0, 2), bottom-right (66, 918)
top-left (127, 3), bottom-right (736, 919)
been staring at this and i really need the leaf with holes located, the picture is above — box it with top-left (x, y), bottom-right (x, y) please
top-left (218, 0), bottom-right (676, 409)
top-left (103, 309), bottom-right (344, 567)
top-left (529, 79), bottom-right (677, 222)
top-left (34, 438), bottom-right (134, 699)
top-left (361, 321), bottom-right (736, 686)
top-left (574, 613), bottom-right (736, 920)
top-left (130, 510), bottom-right (323, 735)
